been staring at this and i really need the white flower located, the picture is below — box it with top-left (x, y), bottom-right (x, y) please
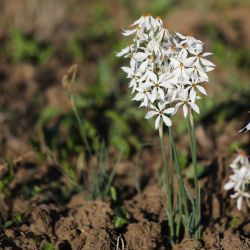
top-left (147, 72), bottom-right (170, 102)
top-left (170, 57), bottom-right (193, 82)
top-left (190, 65), bottom-right (209, 82)
top-left (186, 51), bottom-right (215, 72)
top-left (173, 38), bottom-right (189, 58)
top-left (131, 15), bottom-right (163, 32)
top-left (174, 88), bottom-right (200, 118)
top-left (224, 166), bottom-right (250, 210)
top-left (175, 32), bottom-right (203, 53)
top-left (184, 78), bottom-right (207, 102)
top-left (145, 102), bottom-right (174, 129)
top-left (230, 151), bottom-right (249, 170)
top-left (224, 152), bottom-right (250, 210)
top-left (132, 82), bottom-right (152, 107)
top-left (121, 59), bottom-right (148, 92)
top-left (231, 191), bottom-right (250, 210)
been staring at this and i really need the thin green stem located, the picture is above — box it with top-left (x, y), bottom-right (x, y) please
top-left (66, 65), bottom-right (92, 158)
top-left (168, 127), bottom-right (189, 229)
top-left (187, 112), bottom-right (201, 239)
top-left (71, 94), bottom-right (92, 157)
top-left (159, 122), bottom-right (174, 239)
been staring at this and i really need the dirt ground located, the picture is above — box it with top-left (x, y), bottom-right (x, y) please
top-left (0, 0), bottom-right (250, 249)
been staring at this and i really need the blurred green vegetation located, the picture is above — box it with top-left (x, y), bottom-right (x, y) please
top-left (4, 29), bottom-right (53, 65)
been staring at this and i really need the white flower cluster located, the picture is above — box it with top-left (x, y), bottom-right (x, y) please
top-left (117, 15), bottom-right (215, 129)
top-left (224, 152), bottom-right (250, 210)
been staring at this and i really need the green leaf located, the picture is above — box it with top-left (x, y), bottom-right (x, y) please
top-left (14, 213), bottom-right (23, 223)
top-left (185, 163), bottom-right (208, 179)
top-left (110, 186), bottom-right (117, 202)
top-left (38, 47), bottom-right (54, 65)
top-left (40, 106), bottom-right (61, 124)
top-left (178, 151), bottom-right (188, 169)
top-left (3, 221), bottom-right (14, 228)
top-left (229, 216), bottom-right (240, 229)
top-left (114, 216), bottom-right (128, 229)
top-left (105, 110), bottom-right (130, 133)
top-left (42, 242), bottom-right (54, 250)
top-left (110, 134), bottom-right (130, 156)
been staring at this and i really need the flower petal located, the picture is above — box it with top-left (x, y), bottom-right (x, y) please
top-left (163, 108), bottom-right (175, 114)
top-left (176, 32), bottom-right (187, 40)
top-left (162, 115), bottom-right (172, 127)
top-left (151, 88), bottom-right (158, 102)
top-left (224, 181), bottom-right (235, 190)
top-left (121, 66), bottom-right (133, 75)
top-left (183, 104), bottom-right (188, 118)
top-left (190, 88), bottom-right (196, 103)
top-left (155, 115), bottom-right (161, 130)
top-left (200, 58), bottom-right (215, 67)
top-left (122, 29), bottom-right (137, 36)
top-left (145, 111), bottom-right (158, 119)
top-left (158, 88), bottom-right (165, 100)
top-left (237, 196), bottom-right (243, 210)
top-left (189, 102), bottom-right (200, 114)
top-left (196, 85), bottom-right (207, 95)
top-left (133, 52), bottom-right (148, 61)
top-left (148, 71), bottom-right (158, 82)
top-left (203, 52), bottom-right (213, 57)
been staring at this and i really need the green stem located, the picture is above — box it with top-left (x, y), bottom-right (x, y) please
top-left (168, 127), bottom-right (189, 229)
top-left (71, 94), bottom-right (92, 157)
top-left (187, 112), bottom-right (201, 239)
top-left (159, 122), bottom-right (174, 239)
top-left (67, 65), bottom-right (92, 158)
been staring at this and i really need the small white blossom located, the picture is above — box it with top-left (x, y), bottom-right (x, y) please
top-left (174, 88), bottom-right (200, 118)
top-left (230, 151), bottom-right (249, 170)
top-left (187, 51), bottom-right (215, 73)
top-left (170, 57), bottom-right (193, 82)
top-left (175, 32), bottom-right (203, 53)
top-left (185, 78), bottom-right (207, 102)
top-left (145, 103), bottom-right (174, 129)
top-left (147, 72), bottom-right (169, 102)
top-left (132, 82), bottom-right (152, 107)
top-left (224, 152), bottom-right (250, 210)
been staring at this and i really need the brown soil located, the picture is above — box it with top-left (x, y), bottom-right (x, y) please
top-left (1, 142), bottom-right (250, 249)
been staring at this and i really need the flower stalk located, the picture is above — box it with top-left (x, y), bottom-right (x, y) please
top-left (63, 65), bottom-right (92, 157)
top-left (159, 122), bottom-right (174, 239)
top-left (187, 112), bottom-right (201, 239)
top-left (168, 127), bottom-right (189, 230)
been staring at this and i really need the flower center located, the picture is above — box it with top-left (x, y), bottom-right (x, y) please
top-left (197, 53), bottom-right (202, 58)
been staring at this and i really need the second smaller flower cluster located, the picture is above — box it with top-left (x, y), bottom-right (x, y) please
top-left (224, 152), bottom-right (250, 210)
